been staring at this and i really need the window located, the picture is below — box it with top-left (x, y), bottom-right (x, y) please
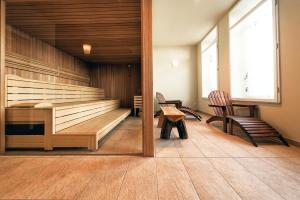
top-left (201, 27), bottom-right (218, 98)
top-left (229, 0), bottom-right (279, 102)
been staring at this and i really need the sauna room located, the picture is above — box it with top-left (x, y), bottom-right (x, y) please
top-left (0, 0), bottom-right (150, 155)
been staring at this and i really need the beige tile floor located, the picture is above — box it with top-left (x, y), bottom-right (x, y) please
top-left (1, 116), bottom-right (300, 199)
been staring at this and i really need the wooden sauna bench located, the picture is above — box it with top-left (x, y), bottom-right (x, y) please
top-left (5, 75), bottom-right (131, 151)
top-left (55, 108), bottom-right (131, 150)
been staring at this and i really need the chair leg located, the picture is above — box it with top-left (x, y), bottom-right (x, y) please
top-left (249, 138), bottom-right (258, 147)
top-left (206, 116), bottom-right (219, 123)
top-left (160, 118), bottom-right (172, 139)
top-left (278, 135), bottom-right (289, 147)
top-left (177, 120), bottom-right (188, 139)
top-left (154, 110), bottom-right (161, 118)
top-left (229, 119), bottom-right (233, 135)
top-left (223, 117), bottom-right (227, 133)
top-left (242, 134), bottom-right (258, 147)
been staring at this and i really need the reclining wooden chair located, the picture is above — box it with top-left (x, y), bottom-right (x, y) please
top-left (207, 90), bottom-right (289, 147)
top-left (156, 92), bottom-right (201, 121)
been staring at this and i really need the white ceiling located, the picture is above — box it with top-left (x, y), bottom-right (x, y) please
top-left (153, 0), bottom-right (237, 46)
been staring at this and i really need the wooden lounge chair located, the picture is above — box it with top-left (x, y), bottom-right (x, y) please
top-left (206, 90), bottom-right (289, 147)
top-left (156, 92), bottom-right (201, 121)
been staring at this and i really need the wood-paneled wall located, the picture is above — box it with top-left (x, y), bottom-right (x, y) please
top-left (90, 63), bottom-right (141, 108)
top-left (5, 25), bottom-right (90, 86)
top-left (0, 0), bottom-right (5, 153)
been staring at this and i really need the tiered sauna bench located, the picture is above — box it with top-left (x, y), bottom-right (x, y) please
top-left (5, 75), bottom-right (131, 151)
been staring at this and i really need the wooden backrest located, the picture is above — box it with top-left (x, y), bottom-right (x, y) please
top-left (156, 92), bottom-right (166, 103)
top-left (208, 90), bottom-right (234, 116)
top-left (156, 92), bottom-right (173, 107)
top-left (5, 75), bottom-right (105, 107)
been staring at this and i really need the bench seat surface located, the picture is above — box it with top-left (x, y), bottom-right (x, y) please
top-left (56, 108), bottom-right (131, 135)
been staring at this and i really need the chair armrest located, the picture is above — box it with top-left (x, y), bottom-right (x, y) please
top-left (232, 104), bottom-right (256, 117)
top-left (165, 100), bottom-right (182, 103)
top-left (232, 104), bottom-right (256, 108)
top-left (208, 104), bottom-right (226, 108)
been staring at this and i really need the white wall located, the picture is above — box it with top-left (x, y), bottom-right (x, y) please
top-left (197, 0), bottom-right (300, 143)
top-left (153, 46), bottom-right (198, 111)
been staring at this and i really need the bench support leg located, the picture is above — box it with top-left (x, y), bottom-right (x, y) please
top-left (177, 120), bottom-right (188, 139)
top-left (160, 118), bottom-right (172, 139)
top-left (88, 136), bottom-right (98, 151)
top-left (160, 118), bottom-right (188, 139)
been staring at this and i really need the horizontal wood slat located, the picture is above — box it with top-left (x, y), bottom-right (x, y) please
top-left (55, 100), bottom-right (120, 132)
top-left (6, 135), bottom-right (44, 148)
top-left (6, 75), bottom-right (105, 107)
top-left (248, 130), bottom-right (278, 134)
top-left (5, 25), bottom-right (90, 85)
top-left (57, 108), bottom-right (131, 135)
top-left (134, 95), bottom-right (142, 109)
top-left (54, 100), bottom-right (119, 116)
top-left (55, 105), bottom-right (118, 132)
top-left (7, 98), bottom-right (103, 107)
top-left (249, 133), bottom-right (280, 137)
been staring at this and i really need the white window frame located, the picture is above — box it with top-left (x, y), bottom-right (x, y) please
top-left (229, 0), bottom-right (280, 103)
top-left (201, 27), bottom-right (219, 99)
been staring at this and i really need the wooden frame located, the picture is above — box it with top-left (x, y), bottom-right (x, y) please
top-left (229, 0), bottom-right (281, 104)
top-left (0, 0), bottom-right (5, 154)
top-left (141, 0), bottom-right (154, 157)
top-left (1, 0), bottom-right (154, 156)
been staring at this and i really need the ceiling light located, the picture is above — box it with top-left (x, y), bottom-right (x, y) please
top-left (83, 44), bottom-right (92, 55)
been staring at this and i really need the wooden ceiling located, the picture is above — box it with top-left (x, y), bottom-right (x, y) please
top-left (6, 0), bottom-right (141, 64)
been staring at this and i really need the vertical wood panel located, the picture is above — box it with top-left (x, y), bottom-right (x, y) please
top-left (90, 64), bottom-right (141, 107)
top-left (5, 25), bottom-right (90, 86)
top-left (0, 0), bottom-right (5, 153)
top-left (141, 0), bottom-right (154, 157)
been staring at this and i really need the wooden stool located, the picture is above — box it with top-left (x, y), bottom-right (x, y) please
top-left (133, 95), bottom-right (142, 116)
top-left (160, 107), bottom-right (188, 139)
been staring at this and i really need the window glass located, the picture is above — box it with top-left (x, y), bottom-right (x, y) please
top-left (201, 27), bottom-right (218, 98)
top-left (230, 0), bottom-right (278, 101)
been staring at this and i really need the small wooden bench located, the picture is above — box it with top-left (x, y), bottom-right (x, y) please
top-left (160, 106), bottom-right (188, 139)
top-left (133, 95), bottom-right (142, 116)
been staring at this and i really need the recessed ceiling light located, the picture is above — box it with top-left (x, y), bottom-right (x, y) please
top-left (83, 44), bottom-right (92, 55)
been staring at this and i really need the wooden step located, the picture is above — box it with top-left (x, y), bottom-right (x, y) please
top-left (53, 108), bottom-right (131, 150)
top-left (56, 108), bottom-right (131, 135)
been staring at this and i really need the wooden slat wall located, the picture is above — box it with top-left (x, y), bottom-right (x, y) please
top-left (6, 75), bottom-right (104, 107)
top-left (5, 25), bottom-right (90, 86)
top-left (5, 0), bottom-right (141, 64)
top-left (90, 63), bottom-right (141, 108)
